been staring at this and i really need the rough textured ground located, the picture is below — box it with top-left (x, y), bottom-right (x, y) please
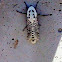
top-left (0, 0), bottom-right (62, 62)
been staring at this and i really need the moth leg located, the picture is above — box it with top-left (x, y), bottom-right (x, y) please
top-left (16, 10), bottom-right (27, 14)
top-left (23, 25), bottom-right (28, 31)
top-left (38, 23), bottom-right (41, 26)
top-left (38, 14), bottom-right (52, 16)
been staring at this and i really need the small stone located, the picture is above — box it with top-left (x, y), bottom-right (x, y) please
top-left (12, 38), bottom-right (14, 40)
top-left (59, 10), bottom-right (61, 11)
top-left (53, 9), bottom-right (55, 10)
top-left (3, 17), bottom-right (4, 18)
top-left (3, 25), bottom-right (5, 26)
top-left (10, 47), bottom-right (12, 48)
top-left (6, 55), bottom-right (7, 56)
top-left (58, 28), bottom-right (62, 33)
top-left (60, 3), bottom-right (62, 4)
top-left (2, 49), bottom-right (4, 51)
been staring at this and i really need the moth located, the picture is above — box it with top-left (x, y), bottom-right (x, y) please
top-left (16, 1), bottom-right (52, 44)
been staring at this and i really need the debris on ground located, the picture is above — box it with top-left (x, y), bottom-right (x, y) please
top-left (13, 39), bottom-right (19, 49)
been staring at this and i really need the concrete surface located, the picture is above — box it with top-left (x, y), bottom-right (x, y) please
top-left (0, 0), bottom-right (62, 62)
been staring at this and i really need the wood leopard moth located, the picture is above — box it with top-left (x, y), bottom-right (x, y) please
top-left (16, 1), bottom-right (52, 44)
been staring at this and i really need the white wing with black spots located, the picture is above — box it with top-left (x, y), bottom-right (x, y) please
top-left (27, 6), bottom-right (39, 44)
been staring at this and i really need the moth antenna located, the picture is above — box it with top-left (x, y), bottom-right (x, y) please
top-left (35, 1), bottom-right (39, 9)
top-left (24, 1), bottom-right (28, 9)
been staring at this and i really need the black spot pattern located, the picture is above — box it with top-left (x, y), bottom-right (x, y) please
top-left (32, 10), bottom-right (34, 12)
top-left (29, 10), bottom-right (31, 13)
top-left (27, 19), bottom-right (39, 40)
